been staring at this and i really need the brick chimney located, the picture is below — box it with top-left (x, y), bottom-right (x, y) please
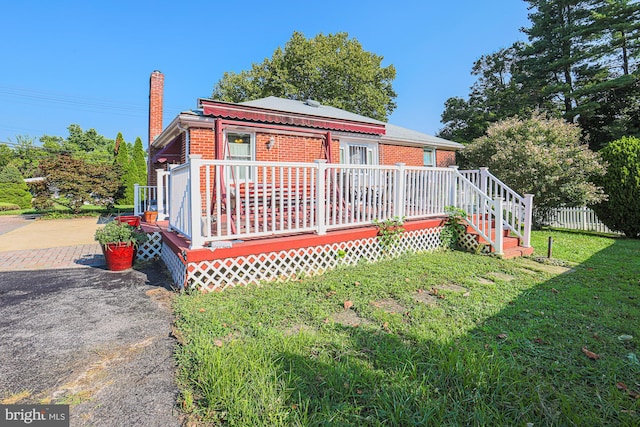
top-left (148, 70), bottom-right (164, 146)
top-left (148, 71), bottom-right (164, 186)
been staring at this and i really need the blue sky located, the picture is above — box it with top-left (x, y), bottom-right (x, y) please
top-left (0, 0), bottom-right (530, 147)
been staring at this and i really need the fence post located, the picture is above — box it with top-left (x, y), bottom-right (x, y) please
top-left (522, 194), bottom-right (534, 248)
top-left (315, 160), bottom-right (327, 235)
top-left (494, 197), bottom-right (504, 256)
top-left (395, 163), bottom-right (406, 218)
top-left (156, 168), bottom-right (166, 220)
top-left (188, 155), bottom-right (205, 249)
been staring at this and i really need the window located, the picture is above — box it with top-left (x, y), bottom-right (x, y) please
top-left (226, 132), bottom-right (254, 180)
top-left (339, 141), bottom-right (378, 165)
top-left (423, 148), bottom-right (436, 167)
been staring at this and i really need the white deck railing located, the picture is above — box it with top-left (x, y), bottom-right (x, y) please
top-left (134, 169), bottom-right (170, 217)
top-left (164, 156), bottom-right (532, 253)
top-left (460, 168), bottom-right (533, 247)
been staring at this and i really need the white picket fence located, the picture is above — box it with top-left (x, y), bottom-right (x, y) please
top-left (546, 206), bottom-right (620, 234)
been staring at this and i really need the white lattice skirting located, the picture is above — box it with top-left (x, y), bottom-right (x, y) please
top-left (136, 231), bottom-right (163, 261)
top-left (161, 242), bottom-right (187, 288)
top-left (182, 226), bottom-right (444, 292)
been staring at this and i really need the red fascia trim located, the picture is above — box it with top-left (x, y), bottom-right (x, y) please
top-left (201, 102), bottom-right (385, 135)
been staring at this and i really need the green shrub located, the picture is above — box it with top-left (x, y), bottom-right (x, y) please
top-left (94, 220), bottom-right (147, 247)
top-left (592, 136), bottom-right (640, 238)
top-left (0, 202), bottom-right (20, 211)
top-left (0, 164), bottom-right (32, 209)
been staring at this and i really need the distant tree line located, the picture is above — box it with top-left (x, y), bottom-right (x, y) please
top-left (439, 0), bottom-right (640, 151)
top-left (0, 125), bottom-right (147, 213)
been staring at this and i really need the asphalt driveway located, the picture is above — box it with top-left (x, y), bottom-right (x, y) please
top-left (0, 262), bottom-right (181, 426)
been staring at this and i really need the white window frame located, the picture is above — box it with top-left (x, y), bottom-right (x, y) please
top-left (224, 130), bottom-right (255, 182)
top-left (339, 140), bottom-right (379, 165)
top-left (423, 147), bottom-right (436, 167)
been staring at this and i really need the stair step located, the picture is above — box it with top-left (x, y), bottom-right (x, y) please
top-left (501, 246), bottom-right (535, 259)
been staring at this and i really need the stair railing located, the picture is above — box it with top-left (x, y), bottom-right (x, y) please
top-left (459, 168), bottom-right (533, 248)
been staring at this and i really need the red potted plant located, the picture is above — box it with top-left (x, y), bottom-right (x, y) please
top-left (94, 220), bottom-right (147, 271)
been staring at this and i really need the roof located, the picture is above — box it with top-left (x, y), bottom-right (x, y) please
top-left (154, 96), bottom-right (462, 151)
top-left (239, 96), bottom-right (385, 126)
top-left (383, 124), bottom-right (464, 149)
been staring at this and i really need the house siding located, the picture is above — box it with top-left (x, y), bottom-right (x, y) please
top-left (379, 144), bottom-right (423, 166)
top-left (436, 150), bottom-right (456, 167)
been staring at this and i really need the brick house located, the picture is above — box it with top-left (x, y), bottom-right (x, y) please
top-left (147, 71), bottom-right (462, 186)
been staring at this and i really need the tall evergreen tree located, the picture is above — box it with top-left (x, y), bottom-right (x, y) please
top-left (0, 163), bottom-right (32, 208)
top-left (132, 137), bottom-right (147, 186)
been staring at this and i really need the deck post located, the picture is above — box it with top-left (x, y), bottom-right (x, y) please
top-left (156, 168), bottom-right (166, 220)
top-left (479, 167), bottom-right (489, 196)
top-left (494, 197), bottom-right (504, 255)
top-left (448, 166), bottom-right (459, 208)
top-left (394, 163), bottom-right (406, 218)
top-left (134, 184), bottom-right (140, 216)
top-left (522, 194), bottom-right (534, 248)
top-left (315, 160), bottom-right (327, 235)
top-left (189, 155), bottom-right (205, 249)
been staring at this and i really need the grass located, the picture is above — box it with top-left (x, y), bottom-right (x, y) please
top-left (0, 203), bottom-right (134, 217)
top-left (173, 230), bottom-right (640, 426)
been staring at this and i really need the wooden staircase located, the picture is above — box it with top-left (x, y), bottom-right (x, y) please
top-left (465, 223), bottom-right (534, 259)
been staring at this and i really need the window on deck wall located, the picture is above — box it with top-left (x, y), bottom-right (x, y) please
top-left (339, 142), bottom-right (378, 165)
top-left (225, 132), bottom-right (254, 181)
top-left (423, 148), bottom-right (436, 167)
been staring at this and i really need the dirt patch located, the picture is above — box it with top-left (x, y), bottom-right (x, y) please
top-left (516, 258), bottom-right (575, 275)
top-left (413, 290), bottom-right (438, 306)
top-left (370, 298), bottom-right (407, 314)
top-left (146, 287), bottom-right (175, 310)
top-left (477, 277), bottom-right (495, 285)
top-left (330, 309), bottom-right (373, 327)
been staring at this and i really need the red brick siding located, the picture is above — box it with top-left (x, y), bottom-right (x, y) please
top-left (189, 128), bottom-right (215, 160)
top-left (255, 133), bottom-right (331, 163)
top-left (379, 144), bottom-right (423, 166)
top-left (436, 150), bottom-right (456, 167)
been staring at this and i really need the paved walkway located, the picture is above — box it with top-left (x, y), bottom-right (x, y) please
top-left (0, 215), bottom-right (106, 271)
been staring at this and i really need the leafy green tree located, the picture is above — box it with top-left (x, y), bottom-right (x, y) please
top-left (7, 135), bottom-right (45, 178)
top-left (40, 125), bottom-right (114, 163)
top-left (0, 144), bottom-right (12, 170)
top-left (132, 137), bottom-right (147, 185)
top-left (438, 43), bottom-right (542, 143)
top-left (38, 155), bottom-right (121, 213)
top-left (213, 31), bottom-right (397, 121)
top-left (460, 113), bottom-right (605, 225)
top-left (592, 136), bottom-right (640, 237)
top-left (0, 164), bottom-right (32, 208)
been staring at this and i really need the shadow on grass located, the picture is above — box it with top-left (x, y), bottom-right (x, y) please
top-left (273, 239), bottom-right (640, 426)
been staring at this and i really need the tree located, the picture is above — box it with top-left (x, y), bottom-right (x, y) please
top-left (438, 43), bottom-right (542, 143)
top-left (132, 137), bottom-right (147, 186)
top-left (459, 113), bottom-right (606, 225)
top-left (0, 144), bottom-right (12, 170)
top-left (213, 31), bottom-right (397, 121)
top-left (0, 164), bottom-right (32, 208)
top-left (40, 124), bottom-right (114, 163)
top-left (39, 155), bottom-right (121, 213)
top-left (7, 135), bottom-right (44, 178)
top-left (592, 136), bottom-right (640, 237)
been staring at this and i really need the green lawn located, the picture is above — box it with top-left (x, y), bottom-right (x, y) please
top-left (174, 230), bottom-right (640, 426)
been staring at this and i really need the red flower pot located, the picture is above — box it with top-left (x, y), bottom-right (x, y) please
top-left (102, 242), bottom-right (136, 271)
top-left (115, 215), bottom-right (141, 227)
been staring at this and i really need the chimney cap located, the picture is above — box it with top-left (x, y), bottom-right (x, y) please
top-left (152, 70), bottom-right (162, 74)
